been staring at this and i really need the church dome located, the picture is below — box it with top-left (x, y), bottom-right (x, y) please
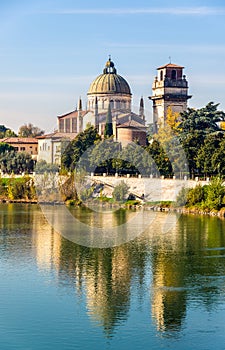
top-left (88, 58), bottom-right (132, 96)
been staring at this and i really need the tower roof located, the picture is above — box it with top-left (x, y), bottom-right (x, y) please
top-left (157, 63), bottom-right (184, 70)
top-left (87, 57), bottom-right (131, 96)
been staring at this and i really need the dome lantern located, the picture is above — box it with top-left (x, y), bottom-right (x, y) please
top-left (103, 56), bottom-right (117, 74)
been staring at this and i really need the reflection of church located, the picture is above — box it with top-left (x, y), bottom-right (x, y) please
top-left (57, 57), bottom-right (147, 146)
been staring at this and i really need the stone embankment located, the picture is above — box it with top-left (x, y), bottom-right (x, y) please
top-left (88, 175), bottom-right (209, 202)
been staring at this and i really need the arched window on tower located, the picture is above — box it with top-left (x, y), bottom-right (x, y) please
top-left (110, 100), bottom-right (114, 110)
top-left (171, 70), bottom-right (177, 80)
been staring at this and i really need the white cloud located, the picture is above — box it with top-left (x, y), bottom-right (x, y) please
top-left (43, 7), bottom-right (225, 16)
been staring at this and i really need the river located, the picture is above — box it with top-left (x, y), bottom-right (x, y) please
top-left (0, 203), bottom-right (225, 350)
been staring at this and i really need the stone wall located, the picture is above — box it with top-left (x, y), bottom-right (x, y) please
top-left (89, 175), bottom-right (209, 202)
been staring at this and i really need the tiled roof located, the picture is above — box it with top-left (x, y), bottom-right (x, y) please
top-left (117, 120), bottom-right (147, 128)
top-left (0, 137), bottom-right (38, 144)
top-left (37, 132), bottom-right (77, 141)
top-left (157, 63), bottom-right (184, 69)
top-left (57, 110), bottom-right (87, 119)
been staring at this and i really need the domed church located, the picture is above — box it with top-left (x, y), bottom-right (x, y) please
top-left (57, 57), bottom-right (147, 146)
top-left (87, 57), bottom-right (132, 113)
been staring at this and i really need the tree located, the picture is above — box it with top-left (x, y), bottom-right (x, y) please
top-left (88, 139), bottom-right (121, 174)
top-left (179, 102), bottom-right (225, 137)
top-left (61, 125), bottom-right (101, 170)
top-left (178, 102), bottom-right (225, 178)
top-left (220, 121), bottom-right (225, 130)
top-left (34, 160), bottom-right (59, 174)
top-left (211, 135), bottom-right (225, 176)
top-left (165, 106), bottom-right (180, 132)
top-left (0, 142), bottom-right (15, 154)
top-left (146, 123), bottom-right (154, 141)
top-left (204, 177), bottom-right (225, 210)
top-left (145, 140), bottom-right (173, 177)
top-left (196, 132), bottom-right (224, 177)
top-left (18, 123), bottom-right (44, 137)
top-left (104, 104), bottom-right (113, 138)
top-left (186, 185), bottom-right (207, 206)
top-left (112, 180), bottom-right (129, 202)
top-left (117, 143), bottom-right (155, 176)
top-left (152, 107), bottom-right (186, 178)
top-left (0, 125), bottom-right (17, 138)
top-left (0, 151), bottom-right (34, 174)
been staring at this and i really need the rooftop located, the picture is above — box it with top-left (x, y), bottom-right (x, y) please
top-left (157, 63), bottom-right (184, 70)
top-left (0, 137), bottom-right (38, 144)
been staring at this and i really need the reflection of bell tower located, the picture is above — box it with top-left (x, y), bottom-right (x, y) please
top-left (149, 62), bottom-right (192, 132)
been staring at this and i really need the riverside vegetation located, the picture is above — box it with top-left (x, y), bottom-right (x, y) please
top-left (0, 102), bottom-right (225, 214)
top-left (1, 172), bottom-right (225, 219)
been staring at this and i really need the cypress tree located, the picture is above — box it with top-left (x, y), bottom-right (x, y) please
top-left (104, 103), bottom-right (113, 138)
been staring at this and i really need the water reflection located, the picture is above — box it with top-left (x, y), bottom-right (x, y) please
top-left (1, 204), bottom-right (225, 339)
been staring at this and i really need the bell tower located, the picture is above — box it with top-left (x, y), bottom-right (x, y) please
top-left (149, 63), bottom-right (192, 132)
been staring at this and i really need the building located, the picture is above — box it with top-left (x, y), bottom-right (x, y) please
top-left (37, 132), bottom-right (76, 164)
top-left (149, 63), bottom-right (192, 132)
top-left (0, 137), bottom-right (38, 159)
top-left (37, 59), bottom-right (192, 164)
top-left (57, 57), bottom-right (146, 144)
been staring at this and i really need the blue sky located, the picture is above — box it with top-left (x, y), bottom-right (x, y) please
top-left (0, 0), bottom-right (225, 133)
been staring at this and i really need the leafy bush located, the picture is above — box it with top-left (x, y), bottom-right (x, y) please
top-left (204, 177), bottom-right (225, 210)
top-left (34, 160), bottom-right (59, 174)
top-left (112, 181), bottom-right (129, 202)
top-left (175, 187), bottom-right (190, 207)
top-left (176, 177), bottom-right (225, 210)
top-left (186, 185), bottom-right (207, 206)
top-left (1, 177), bottom-right (36, 200)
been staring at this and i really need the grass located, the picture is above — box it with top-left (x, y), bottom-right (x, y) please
top-left (143, 201), bottom-right (173, 207)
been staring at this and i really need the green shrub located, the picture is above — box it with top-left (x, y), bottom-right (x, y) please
top-left (204, 177), bottom-right (225, 210)
top-left (186, 185), bottom-right (207, 206)
top-left (175, 187), bottom-right (190, 207)
top-left (112, 181), bottom-right (129, 202)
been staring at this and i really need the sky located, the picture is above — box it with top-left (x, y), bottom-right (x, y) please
top-left (0, 0), bottom-right (225, 133)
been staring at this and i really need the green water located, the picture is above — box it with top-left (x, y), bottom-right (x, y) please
top-left (0, 203), bottom-right (225, 350)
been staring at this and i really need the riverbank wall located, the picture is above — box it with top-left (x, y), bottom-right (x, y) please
top-left (88, 175), bottom-right (209, 202)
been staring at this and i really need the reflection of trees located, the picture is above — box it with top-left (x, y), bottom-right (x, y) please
top-left (57, 236), bottom-right (148, 337)
top-left (2, 205), bottom-right (225, 338)
top-left (151, 254), bottom-right (187, 333)
top-left (32, 209), bottom-right (225, 337)
top-left (150, 214), bottom-right (225, 334)
top-left (0, 203), bottom-right (40, 257)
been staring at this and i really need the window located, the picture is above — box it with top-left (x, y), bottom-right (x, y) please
top-left (59, 120), bottom-right (64, 132)
top-left (171, 70), bottom-right (177, 80)
top-left (72, 118), bottom-right (77, 132)
top-left (20, 147), bottom-right (25, 151)
top-left (160, 70), bottom-right (163, 81)
top-left (65, 118), bottom-right (70, 133)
